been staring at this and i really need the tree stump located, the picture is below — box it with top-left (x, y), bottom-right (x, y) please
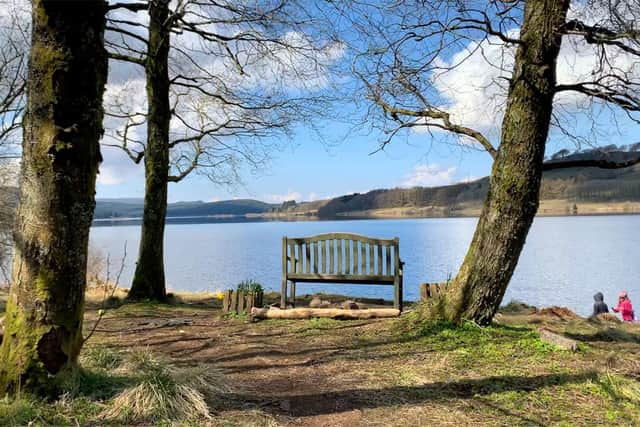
top-left (419, 282), bottom-right (446, 301)
top-left (222, 290), bottom-right (263, 314)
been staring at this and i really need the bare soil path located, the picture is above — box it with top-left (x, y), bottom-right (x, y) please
top-left (83, 296), bottom-right (640, 426)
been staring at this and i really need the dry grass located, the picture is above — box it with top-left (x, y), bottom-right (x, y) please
top-left (2, 290), bottom-right (640, 426)
top-left (101, 350), bottom-right (229, 424)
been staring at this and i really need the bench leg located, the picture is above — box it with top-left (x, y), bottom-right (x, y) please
top-left (281, 278), bottom-right (287, 309)
top-left (290, 281), bottom-right (296, 308)
top-left (398, 274), bottom-right (403, 312)
top-left (394, 276), bottom-right (403, 312)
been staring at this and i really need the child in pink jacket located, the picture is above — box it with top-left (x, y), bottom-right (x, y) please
top-left (612, 291), bottom-right (634, 322)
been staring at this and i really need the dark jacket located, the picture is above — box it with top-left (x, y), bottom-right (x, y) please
top-left (592, 292), bottom-right (609, 316)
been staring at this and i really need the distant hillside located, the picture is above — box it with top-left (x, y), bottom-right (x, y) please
top-left (4, 148), bottom-right (640, 221)
top-left (269, 150), bottom-right (640, 218)
top-left (94, 199), bottom-right (275, 219)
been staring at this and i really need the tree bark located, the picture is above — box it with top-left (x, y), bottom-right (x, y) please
top-left (0, 0), bottom-right (107, 395)
top-left (128, 0), bottom-right (171, 301)
top-left (443, 0), bottom-right (570, 325)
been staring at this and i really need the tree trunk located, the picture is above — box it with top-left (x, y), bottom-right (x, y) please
top-left (128, 0), bottom-right (171, 301)
top-left (443, 0), bottom-right (570, 325)
top-left (0, 0), bottom-right (107, 395)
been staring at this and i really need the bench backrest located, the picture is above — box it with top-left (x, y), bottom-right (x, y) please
top-left (282, 233), bottom-right (400, 279)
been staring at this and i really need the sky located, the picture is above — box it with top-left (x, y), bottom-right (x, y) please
top-left (96, 119), bottom-right (495, 204)
top-left (92, 1), bottom-right (640, 204)
top-left (2, 0), bottom-right (639, 204)
top-left (94, 1), bottom-right (499, 204)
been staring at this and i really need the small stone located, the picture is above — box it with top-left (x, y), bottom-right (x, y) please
top-left (539, 327), bottom-right (578, 351)
top-left (309, 297), bottom-right (323, 308)
top-left (343, 300), bottom-right (359, 310)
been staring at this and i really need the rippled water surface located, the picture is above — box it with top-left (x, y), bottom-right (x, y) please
top-left (90, 215), bottom-right (640, 316)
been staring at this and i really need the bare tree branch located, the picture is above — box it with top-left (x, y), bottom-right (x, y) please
top-left (108, 2), bottom-right (148, 12)
top-left (561, 19), bottom-right (640, 57)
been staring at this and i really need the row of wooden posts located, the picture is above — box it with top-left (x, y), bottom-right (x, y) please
top-left (221, 289), bottom-right (263, 314)
top-left (221, 282), bottom-right (445, 315)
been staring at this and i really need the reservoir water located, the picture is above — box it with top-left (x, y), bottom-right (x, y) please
top-left (90, 215), bottom-right (640, 317)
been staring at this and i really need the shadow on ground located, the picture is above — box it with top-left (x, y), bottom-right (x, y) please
top-left (565, 328), bottom-right (640, 344)
top-left (225, 371), bottom-right (598, 417)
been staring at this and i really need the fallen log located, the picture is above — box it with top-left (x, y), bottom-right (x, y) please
top-left (251, 307), bottom-right (400, 320)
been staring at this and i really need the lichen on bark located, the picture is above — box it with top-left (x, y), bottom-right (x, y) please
top-left (128, 0), bottom-right (171, 302)
top-left (443, 0), bottom-right (571, 325)
top-left (0, 0), bottom-right (108, 396)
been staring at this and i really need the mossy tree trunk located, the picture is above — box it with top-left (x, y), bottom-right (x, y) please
top-left (0, 0), bottom-right (108, 395)
top-left (128, 0), bottom-right (171, 301)
top-left (443, 0), bottom-right (570, 325)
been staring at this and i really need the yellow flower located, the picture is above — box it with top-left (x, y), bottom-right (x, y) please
top-left (215, 291), bottom-right (225, 300)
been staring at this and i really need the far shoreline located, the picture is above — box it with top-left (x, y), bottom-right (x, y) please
top-left (91, 209), bottom-right (640, 227)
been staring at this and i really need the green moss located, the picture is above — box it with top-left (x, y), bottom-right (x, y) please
top-left (34, 269), bottom-right (54, 300)
top-left (0, 297), bottom-right (48, 394)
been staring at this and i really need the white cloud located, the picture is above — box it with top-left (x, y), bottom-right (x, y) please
top-left (431, 36), bottom-right (513, 133)
top-left (306, 192), bottom-right (338, 202)
top-left (97, 145), bottom-right (144, 186)
top-left (460, 175), bottom-right (480, 183)
top-left (401, 164), bottom-right (457, 188)
top-left (429, 17), bottom-right (640, 137)
top-left (266, 191), bottom-right (302, 203)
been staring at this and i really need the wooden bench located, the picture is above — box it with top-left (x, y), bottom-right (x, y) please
top-left (281, 233), bottom-right (404, 311)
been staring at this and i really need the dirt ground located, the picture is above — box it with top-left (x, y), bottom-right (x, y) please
top-left (68, 291), bottom-right (640, 427)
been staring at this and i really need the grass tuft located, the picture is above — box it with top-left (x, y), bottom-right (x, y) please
top-left (500, 300), bottom-right (537, 314)
top-left (81, 346), bottom-right (123, 371)
top-left (598, 373), bottom-right (640, 404)
top-left (0, 396), bottom-right (39, 427)
top-left (101, 350), bottom-right (229, 424)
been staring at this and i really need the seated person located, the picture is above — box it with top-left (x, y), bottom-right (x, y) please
top-left (592, 292), bottom-right (609, 317)
top-left (612, 291), bottom-right (634, 322)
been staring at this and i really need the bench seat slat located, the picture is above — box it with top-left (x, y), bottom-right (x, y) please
top-left (345, 240), bottom-right (351, 274)
top-left (287, 273), bottom-right (395, 284)
top-left (369, 243), bottom-right (374, 275)
top-left (314, 241), bottom-right (319, 273)
top-left (385, 245), bottom-right (391, 275)
top-left (353, 240), bottom-right (359, 274)
top-left (329, 239), bottom-right (334, 274)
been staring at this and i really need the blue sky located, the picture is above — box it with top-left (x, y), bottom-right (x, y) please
top-left (2, 1), bottom-right (639, 204)
top-left (92, 1), bottom-right (640, 204)
top-left (95, 118), bottom-right (495, 204)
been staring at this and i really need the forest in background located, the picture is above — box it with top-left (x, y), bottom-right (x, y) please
top-left (3, 149), bottom-right (640, 220)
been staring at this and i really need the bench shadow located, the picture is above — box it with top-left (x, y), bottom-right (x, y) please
top-left (223, 371), bottom-right (598, 418)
